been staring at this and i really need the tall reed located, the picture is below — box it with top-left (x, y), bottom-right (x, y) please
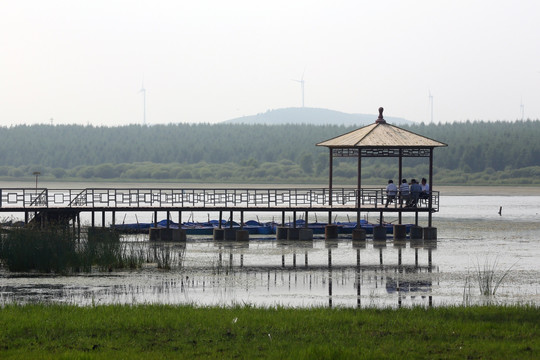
top-left (475, 257), bottom-right (514, 296)
top-left (0, 228), bottom-right (144, 273)
top-left (0, 227), bottom-right (78, 273)
top-left (148, 244), bottom-right (185, 270)
top-left (463, 257), bottom-right (514, 305)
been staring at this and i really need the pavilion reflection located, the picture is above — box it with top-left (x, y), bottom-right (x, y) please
top-left (205, 238), bottom-right (436, 308)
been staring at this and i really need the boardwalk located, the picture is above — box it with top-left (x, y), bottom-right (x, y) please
top-left (0, 186), bottom-right (439, 213)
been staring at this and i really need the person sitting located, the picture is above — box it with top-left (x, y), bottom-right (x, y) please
top-left (399, 179), bottom-right (409, 207)
top-left (408, 179), bottom-right (422, 207)
top-left (420, 178), bottom-right (430, 200)
top-left (385, 179), bottom-right (397, 207)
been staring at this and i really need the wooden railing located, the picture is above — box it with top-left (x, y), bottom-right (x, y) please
top-left (0, 188), bottom-right (439, 211)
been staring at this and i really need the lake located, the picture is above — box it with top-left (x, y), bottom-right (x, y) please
top-left (1, 182), bottom-right (539, 308)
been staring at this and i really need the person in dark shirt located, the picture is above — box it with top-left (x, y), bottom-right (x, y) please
top-left (409, 179), bottom-right (422, 207)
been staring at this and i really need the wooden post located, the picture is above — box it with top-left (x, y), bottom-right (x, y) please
top-left (77, 213), bottom-right (81, 240)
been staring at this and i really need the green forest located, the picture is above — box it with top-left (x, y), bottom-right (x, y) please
top-left (0, 120), bottom-right (539, 185)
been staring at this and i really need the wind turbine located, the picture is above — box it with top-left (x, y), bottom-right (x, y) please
top-left (428, 90), bottom-right (433, 123)
top-left (292, 70), bottom-right (305, 108)
top-left (139, 81), bottom-right (146, 126)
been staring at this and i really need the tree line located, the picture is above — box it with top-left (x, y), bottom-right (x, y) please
top-left (0, 120), bottom-right (538, 185)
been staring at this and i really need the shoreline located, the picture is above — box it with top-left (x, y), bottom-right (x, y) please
top-left (434, 185), bottom-right (540, 196)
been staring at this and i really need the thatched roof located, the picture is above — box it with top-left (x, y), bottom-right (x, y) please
top-left (316, 108), bottom-right (447, 148)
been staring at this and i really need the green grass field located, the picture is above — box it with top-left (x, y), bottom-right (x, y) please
top-left (0, 304), bottom-right (538, 359)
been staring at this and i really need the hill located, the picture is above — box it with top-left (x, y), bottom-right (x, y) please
top-left (222, 107), bottom-right (413, 126)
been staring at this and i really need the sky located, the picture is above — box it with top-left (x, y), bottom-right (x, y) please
top-left (1, 0), bottom-right (539, 126)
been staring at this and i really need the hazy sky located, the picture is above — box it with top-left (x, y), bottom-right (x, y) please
top-left (1, 0), bottom-right (539, 126)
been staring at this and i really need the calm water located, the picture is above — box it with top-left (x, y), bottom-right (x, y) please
top-left (1, 183), bottom-right (539, 308)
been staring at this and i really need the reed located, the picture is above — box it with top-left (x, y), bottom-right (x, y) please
top-left (120, 243), bottom-right (146, 269)
top-left (148, 244), bottom-right (185, 270)
top-left (0, 228), bottom-right (144, 273)
top-left (462, 257), bottom-right (515, 306)
top-left (475, 257), bottom-right (514, 297)
top-left (0, 227), bottom-right (78, 273)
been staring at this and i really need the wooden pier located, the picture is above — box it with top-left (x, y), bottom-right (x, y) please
top-left (0, 186), bottom-right (439, 229)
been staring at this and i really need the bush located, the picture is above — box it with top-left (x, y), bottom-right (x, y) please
top-left (7, 168), bottom-right (24, 177)
top-left (94, 163), bottom-right (119, 179)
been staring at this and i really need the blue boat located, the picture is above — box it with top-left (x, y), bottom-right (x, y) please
top-left (271, 220), bottom-right (412, 235)
top-left (113, 219), bottom-right (412, 236)
top-left (113, 219), bottom-right (273, 235)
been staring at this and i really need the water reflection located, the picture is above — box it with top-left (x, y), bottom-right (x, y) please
top-left (1, 237), bottom-right (438, 308)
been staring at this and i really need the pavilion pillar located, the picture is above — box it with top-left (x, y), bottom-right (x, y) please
top-left (429, 148), bottom-right (434, 227)
top-left (357, 151), bottom-right (361, 227)
top-left (328, 148), bottom-right (334, 225)
top-left (328, 148), bottom-right (333, 206)
top-left (398, 149), bottom-right (403, 225)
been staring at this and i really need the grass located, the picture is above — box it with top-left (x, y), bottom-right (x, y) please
top-left (0, 304), bottom-right (538, 359)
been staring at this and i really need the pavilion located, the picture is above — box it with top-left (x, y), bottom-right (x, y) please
top-left (316, 107), bottom-right (447, 230)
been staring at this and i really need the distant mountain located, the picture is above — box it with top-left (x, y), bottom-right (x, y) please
top-left (222, 107), bottom-right (413, 126)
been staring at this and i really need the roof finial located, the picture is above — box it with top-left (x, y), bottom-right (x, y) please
top-left (376, 107), bottom-right (386, 124)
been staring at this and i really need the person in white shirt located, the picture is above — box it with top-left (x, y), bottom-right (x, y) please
top-left (399, 179), bottom-right (409, 207)
top-left (385, 180), bottom-right (397, 207)
top-left (420, 178), bottom-right (430, 200)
